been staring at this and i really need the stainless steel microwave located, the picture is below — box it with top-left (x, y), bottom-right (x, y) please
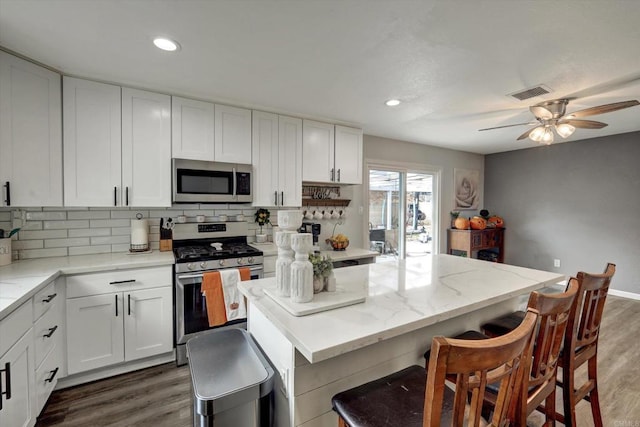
top-left (172, 159), bottom-right (252, 203)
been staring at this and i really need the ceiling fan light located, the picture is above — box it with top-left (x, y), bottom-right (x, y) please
top-left (555, 123), bottom-right (576, 138)
top-left (542, 128), bottom-right (554, 144)
top-left (529, 126), bottom-right (546, 142)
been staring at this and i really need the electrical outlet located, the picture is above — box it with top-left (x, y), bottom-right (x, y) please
top-left (554, 259), bottom-right (561, 268)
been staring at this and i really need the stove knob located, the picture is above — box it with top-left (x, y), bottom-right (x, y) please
top-left (237, 258), bottom-right (244, 265)
top-left (200, 262), bottom-right (206, 269)
top-left (187, 263), bottom-right (195, 270)
top-left (248, 256), bottom-right (254, 264)
top-left (218, 259), bottom-right (225, 267)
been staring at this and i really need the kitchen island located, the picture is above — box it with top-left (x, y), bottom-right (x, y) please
top-left (237, 254), bottom-right (564, 427)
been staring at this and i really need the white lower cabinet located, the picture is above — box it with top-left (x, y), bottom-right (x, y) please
top-left (66, 266), bottom-right (173, 375)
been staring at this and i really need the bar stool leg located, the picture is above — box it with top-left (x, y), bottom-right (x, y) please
top-left (338, 416), bottom-right (348, 427)
top-left (588, 357), bottom-right (604, 427)
top-left (562, 357), bottom-right (577, 427)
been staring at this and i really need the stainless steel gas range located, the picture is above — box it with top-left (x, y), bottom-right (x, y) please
top-left (172, 221), bottom-right (263, 365)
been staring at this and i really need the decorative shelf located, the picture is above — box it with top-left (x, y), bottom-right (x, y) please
top-left (301, 198), bottom-right (351, 207)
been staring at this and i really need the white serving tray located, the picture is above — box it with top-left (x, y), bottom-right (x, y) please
top-left (263, 285), bottom-right (366, 316)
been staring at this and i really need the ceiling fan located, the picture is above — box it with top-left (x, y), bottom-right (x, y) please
top-left (479, 99), bottom-right (640, 144)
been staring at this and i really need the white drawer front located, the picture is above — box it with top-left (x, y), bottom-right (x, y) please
top-left (264, 255), bottom-right (276, 274)
top-left (66, 266), bottom-right (172, 298)
top-left (0, 300), bottom-right (33, 356)
top-left (33, 298), bottom-right (62, 367)
top-left (33, 280), bottom-right (58, 321)
top-left (35, 342), bottom-right (62, 412)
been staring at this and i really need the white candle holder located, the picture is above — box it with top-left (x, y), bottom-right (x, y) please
top-left (275, 231), bottom-right (295, 297)
top-left (290, 233), bottom-right (313, 303)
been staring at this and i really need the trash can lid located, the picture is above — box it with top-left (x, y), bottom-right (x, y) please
top-left (187, 328), bottom-right (274, 415)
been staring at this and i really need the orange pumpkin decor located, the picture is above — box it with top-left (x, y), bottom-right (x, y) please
top-left (454, 217), bottom-right (470, 230)
top-left (470, 216), bottom-right (487, 230)
top-left (488, 215), bottom-right (504, 228)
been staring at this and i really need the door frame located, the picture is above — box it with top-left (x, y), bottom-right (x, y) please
top-left (363, 158), bottom-right (442, 258)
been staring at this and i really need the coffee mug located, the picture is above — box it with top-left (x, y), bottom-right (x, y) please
top-left (236, 214), bottom-right (245, 221)
top-left (196, 215), bottom-right (206, 223)
top-left (323, 210), bottom-right (332, 220)
top-left (218, 214), bottom-right (228, 222)
top-left (177, 215), bottom-right (187, 223)
top-left (339, 210), bottom-right (347, 219)
top-left (314, 210), bottom-right (323, 220)
top-left (331, 210), bottom-right (340, 219)
top-left (304, 210), bottom-right (314, 220)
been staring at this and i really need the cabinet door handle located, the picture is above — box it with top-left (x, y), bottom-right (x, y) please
top-left (45, 367), bottom-right (59, 383)
top-left (330, 168), bottom-right (335, 181)
top-left (42, 293), bottom-right (57, 303)
top-left (125, 186), bottom-right (129, 206)
top-left (0, 362), bottom-right (11, 409)
top-left (114, 186), bottom-right (117, 206)
top-left (337, 169), bottom-right (341, 182)
top-left (109, 279), bottom-right (136, 285)
top-left (43, 325), bottom-right (58, 338)
top-left (115, 294), bottom-right (118, 317)
top-left (274, 191), bottom-right (278, 205)
top-left (232, 167), bottom-right (237, 198)
top-left (281, 191), bottom-right (284, 206)
top-left (3, 181), bottom-right (9, 207)
top-left (128, 294), bottom-right (131, 316)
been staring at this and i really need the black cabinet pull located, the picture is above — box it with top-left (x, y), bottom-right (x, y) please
top-left (0, 362), bottom-right (11, 410)
top-left (337, 169), bottom-right (341, 182)
top-left (274, 191), bottom-right (278, 205)
top-left (330, 168), bottom-right (335, 181)
top-left (125, 186), bottom-right (129, 206)
top-left (45, 367), bottom-right (59, 383)
top-left (128, 294), bottom-right (131, 316)
top-left (42, 293), bottom-right (57, 303)
top-left (114, 186), bottom-right (117, 206)
top-left (115, 294), bottom-right (118, 316)
top-left (281, 191), bottom-right (284, 206)
top-left (3, 181), bottom-right (9, 206)
top-left (109, 279), bottom-right (136, 285)
top-left (43, 325), bottom-right (58, 338)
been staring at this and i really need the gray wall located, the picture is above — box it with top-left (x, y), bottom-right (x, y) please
top-left (485, 131), bottom-right (640, 294)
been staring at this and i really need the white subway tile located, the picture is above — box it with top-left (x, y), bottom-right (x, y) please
top-left (45, 207), bottom-right (86, 211)
top-left (91, 235), bottom-right (130, 245)
top-left (0, 211), bottom-right (10, 221)
top-left (45, 237), bottom-right (91, 248)
top-left (68, 245), bottom-right (111, 256)
top-left (12, 240), bottom-right (44, 250)
top-left (89, 219), bottom-right (130, 228)
top-left (67, 210), bottom-right (111, 220)
top-left (111, 227), bottom-right (131, 236)
top-left (24, 207), bottom-right (44, 212)
top-left (43, 220), bottom-right (89, 230)
top-left (149, 241), bottom-right (160, 250)
top-left (20, 229), bottom-right (67, 240)
top-left (68, 228), bottom-right (111, 238)
top-left (111, 243), bottom-right (131, 253)
top-left (182, 210), bottom-right (215, 217)
top-left (21, 247), bottom-right (67, 259)
top-left (26, 211), bottom-right (66, 221)
top-left (171, 203), bottom-right (201, 209)
top-left (149, 210), bottom-right (183, 218)
top-left (110, 210), bottom-right (149, 219)
top-left (0, 221), bottom-right (11, 231)
top-left (21, 221), bottom-right (43, 230)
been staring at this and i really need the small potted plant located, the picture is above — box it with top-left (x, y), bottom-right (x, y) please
top-left (309, 253), bottom-right (333, 293)
top-left (254, 208), bottom-right (270, 243)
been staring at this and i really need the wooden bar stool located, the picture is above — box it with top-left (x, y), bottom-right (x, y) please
top-left (557, 263), bottom-right (615, 427)
top-left (331, 309), bottom-right (538, 427)
top-left (424, 279), bottom-right (579, 426)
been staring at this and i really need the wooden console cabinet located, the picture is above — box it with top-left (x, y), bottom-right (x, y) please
top-left (447, 228), bottom-right (505, 263)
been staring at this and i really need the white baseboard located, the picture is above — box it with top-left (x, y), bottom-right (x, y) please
top-left (609, 289), bottom-right (640, 300)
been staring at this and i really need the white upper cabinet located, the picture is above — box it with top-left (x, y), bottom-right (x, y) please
top-left (63, 77), bottom-right (122, 207)
top-left (171, 96), bottom-right (215, 161)
top-left (214, 104), bottom-right (252, 163)
top-left (302, 121), bottom-right (362, 184)
top-left (334, 125), bottom-right (363, 184)
top-left (122, 88), bottom-right (171, 207)
top-left (302, 120), bottom-right (335, 183)
top-left (0, 51), bottom-right (62, 207)
top-left (252, 112), bottom-right (302, 207)
top-left (64, 77), bottom-right (171, 207)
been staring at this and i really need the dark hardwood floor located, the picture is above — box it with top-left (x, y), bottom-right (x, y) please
top-left (37, 296), bottom-right (640, 426)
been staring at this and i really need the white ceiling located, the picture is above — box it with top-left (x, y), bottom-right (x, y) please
top-left (1, 0), bottom-right (639, 154)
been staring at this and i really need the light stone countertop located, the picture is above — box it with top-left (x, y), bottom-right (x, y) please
top-left (0, 251), bottom-right (175, 320)
top-left (238, 254), bottom-right (565, 363)
top-left (250, 242), bottom-right (379, 262)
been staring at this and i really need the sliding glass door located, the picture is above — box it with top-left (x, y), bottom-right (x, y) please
top-left (367, 166), bottom-right (437, 261)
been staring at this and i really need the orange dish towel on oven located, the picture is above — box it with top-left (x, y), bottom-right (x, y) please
top-left (201, 271), bottom-right (227, 327)
top-left (202, 268), bottom-right (252, 327)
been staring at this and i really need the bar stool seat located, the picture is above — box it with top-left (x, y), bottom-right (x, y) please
top-left (481, 311), bottom-right (526, 338)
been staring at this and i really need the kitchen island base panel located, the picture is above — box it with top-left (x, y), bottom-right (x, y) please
top-left (249, 297), bottom-right (522, 427)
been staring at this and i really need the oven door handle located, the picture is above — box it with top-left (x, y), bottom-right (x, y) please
top-left (177, 266), bottom-right (263, 281)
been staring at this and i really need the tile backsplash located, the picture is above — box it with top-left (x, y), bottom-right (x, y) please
top-left (0, 204), bottom-right (275, 260)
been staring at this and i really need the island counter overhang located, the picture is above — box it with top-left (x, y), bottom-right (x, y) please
top-left (237, 254), bottom-right (565, 364)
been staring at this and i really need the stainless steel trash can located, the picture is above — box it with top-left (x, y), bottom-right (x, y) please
top-left (187, 329), bottom-right (275, 427)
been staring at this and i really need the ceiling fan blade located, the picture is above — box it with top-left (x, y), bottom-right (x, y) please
top-left (560, 119), bottom-right (608, 129)
top-left (563, 73), bottom-right (640, 100)
top-left (566, 100), bottom-right (639, 118)
top-left (516, 128), bottom-right (537, 140)
top-left (530, 105), bottom-right (554, 119)
top-left (478, 122), bottom-right (536, 131)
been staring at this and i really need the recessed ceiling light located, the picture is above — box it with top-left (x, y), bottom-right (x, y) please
top-left (385, 99), bottom-right (401, 107)
top-left (153, 37), bottom-right (180, 52)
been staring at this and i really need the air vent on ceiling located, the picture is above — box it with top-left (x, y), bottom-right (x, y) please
top-left (509, 85), bottom-right (552, 101)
